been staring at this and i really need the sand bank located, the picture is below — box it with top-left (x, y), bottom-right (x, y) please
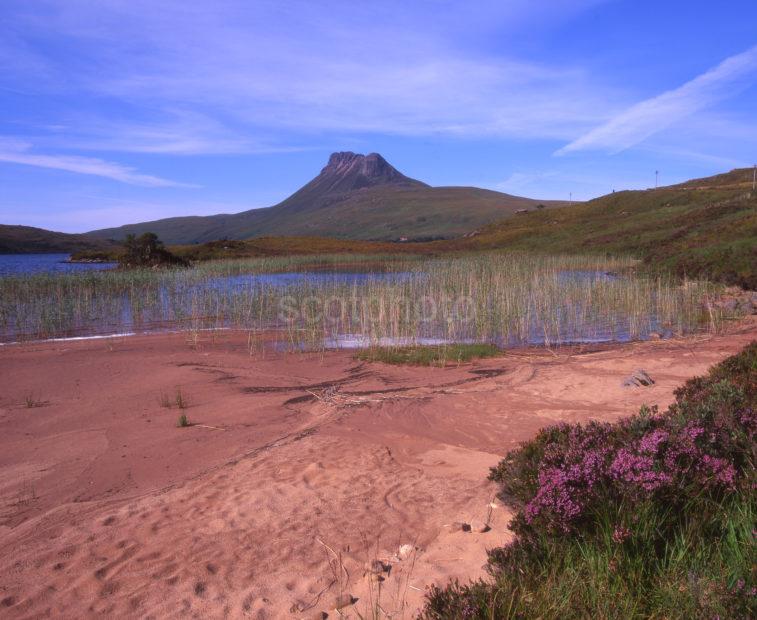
top-left (1, 318), bottom-right (755, 618)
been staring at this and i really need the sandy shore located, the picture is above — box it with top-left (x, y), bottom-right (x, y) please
top-left (1, 318), bottom-right (755, 619)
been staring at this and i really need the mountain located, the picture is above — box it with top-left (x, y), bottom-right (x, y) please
top-left (89, 152), bottom-right (567, 244)
top-left (286, 151), bottom-right (428, 197)
top-left (0, 225), bottom-right (116, 255)
top-left (449, 167), bottom-right (757, 288)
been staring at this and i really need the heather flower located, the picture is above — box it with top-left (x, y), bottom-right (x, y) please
top-left (610, 448), bottom-right (673, 492)
top-left (698, 454), bottom-right (736, 488)
top-left (612, 525), bottom-right (631, 544)
top-left (524, 467), bottom-right (584, 531)
top-left (638, 429), bottom-right (668, 453)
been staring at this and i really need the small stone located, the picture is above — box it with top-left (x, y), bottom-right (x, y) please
top-left (469, 520), bottom-right (490, 533)
top-left (369, 573), bottom-right (385, 583)
top-left (398, 544), bottom-right (414, 560)
top-left (449, 521), bottom-right (470, 532)
top-left (648, 332), bottom-right (661, 340)
top-left (302, 612), bottom-right (327, 620)
top-left (333, 594), bottom-right (354, 609)
top-left (622, 369), bottom-right (654, 388)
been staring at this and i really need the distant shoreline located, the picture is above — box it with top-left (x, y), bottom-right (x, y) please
top-left (63, 257), bottom-right (116, 264)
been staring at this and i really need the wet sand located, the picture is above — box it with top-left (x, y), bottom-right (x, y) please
top-left (1, 318), bottom-right (755, 618)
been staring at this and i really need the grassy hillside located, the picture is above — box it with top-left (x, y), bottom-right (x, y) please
top-left (448, 179), bottom-right (757, 288)
top-left (0, 225), bottom-right (116, 255)
top-left (170, 236), bottom-right (438, 260)
top-left (89, 185), bottom-right (565, 244)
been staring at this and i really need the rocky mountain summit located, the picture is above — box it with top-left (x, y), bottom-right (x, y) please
top-left (315, 151), bottom-right (427, 193)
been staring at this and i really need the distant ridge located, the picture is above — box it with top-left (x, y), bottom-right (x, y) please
top-left (0, 224), bottom-right (115, 255)
top-left (87, 152), bottom-right (566, 244)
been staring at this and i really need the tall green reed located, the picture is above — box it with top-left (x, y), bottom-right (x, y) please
top-left (0, 252), bottom-right (735, 348)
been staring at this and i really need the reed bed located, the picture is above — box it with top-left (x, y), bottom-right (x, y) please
top-left (0, 252), bottom-right (735, 348)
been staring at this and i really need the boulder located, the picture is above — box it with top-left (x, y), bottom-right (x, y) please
top-left (623, 369), bottom-right (654, 387)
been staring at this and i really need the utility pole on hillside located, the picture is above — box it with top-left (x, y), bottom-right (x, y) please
top-left (655, 170), bottom-right (659, 189)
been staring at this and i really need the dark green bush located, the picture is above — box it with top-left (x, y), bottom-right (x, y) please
top-left (120, 232), bottom-right (188, 268)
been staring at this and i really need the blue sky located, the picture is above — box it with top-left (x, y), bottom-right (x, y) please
top-left (1, 0), bottom-right (756, 232)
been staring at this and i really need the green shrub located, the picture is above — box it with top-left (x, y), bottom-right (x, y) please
top-left (120, 232), bottom-right (188, 268)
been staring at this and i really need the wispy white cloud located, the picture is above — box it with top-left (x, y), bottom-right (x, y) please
top-left (0, 138), bottom-right (195, 186)
top-left (557, 45), bottom-right (757, 155)
top-left (35, 111), bottom-right (310, 156)
top-left (0, 0), bottom-right (615, 148)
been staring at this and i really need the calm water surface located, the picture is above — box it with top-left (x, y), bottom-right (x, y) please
top-left (0, 253), bottom-right (116, 276)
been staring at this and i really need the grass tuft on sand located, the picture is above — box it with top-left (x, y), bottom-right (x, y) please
top-left (174, 388), bottom-right (188, 410)
top-left (23, 393), bottom-right (45, 408)
top-left (356, 343), bottom-right (501, 366)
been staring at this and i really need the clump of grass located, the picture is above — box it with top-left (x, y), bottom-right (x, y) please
top-left (422, 341), bottom-right (757, 619)
top-left (15, 480), bottom-right (38, 508)
top-left (357, 343), bottom-right (501, 366)
top-left (176, 413), bottom-right (190, 428)
top-left (174, 388), bottom-right (187, 409)
top-left (23, 393), bottom-right (45, 408)
top-left (158, 392), bottom-right (172, 408)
